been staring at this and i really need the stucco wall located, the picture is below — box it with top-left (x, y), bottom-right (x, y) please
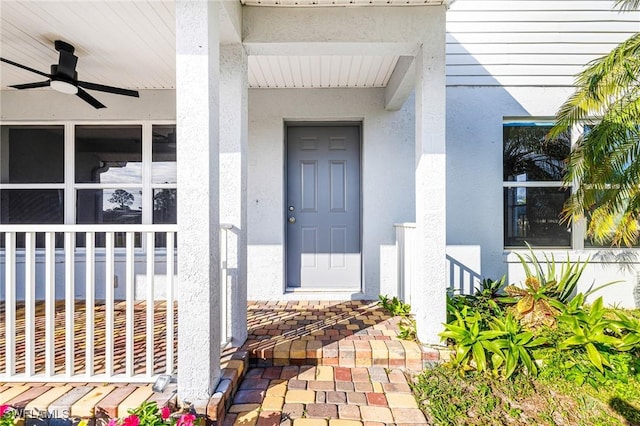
top-left (446, 85), bottom-right (640, 308)
top-left (247, 88), bottom-right (415, 300)
top-left (0, 89), bottom-right (175, 121)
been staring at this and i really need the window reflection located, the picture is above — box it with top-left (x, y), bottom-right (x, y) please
top-left (152, 125), bottom-right (176, 184)
top-left (503, 125), bottom-right (569, 182)
top-left (75, 125), bottom-right (142, 184)
top-left (153, 189), bottom-right (177, 248)
top-left (153, 189), bottom-right (177, 224)
top-left (77, 189), bottom-right (142, 224)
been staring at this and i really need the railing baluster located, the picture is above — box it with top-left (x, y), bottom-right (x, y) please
top-left (146, 232), bottom-right (155, 376)
top-left (0, 225), bottom-right (177, 382)
top-left (395, 224), bottom-right (416, 307)
top-left (407, 226), bottom-right (415, 307)
top-left (5, 232), bottom-right (16, 376)
top-left (25, 232), bottom-right (36, 376)
top-left (220, 227), bottom-right (228, 345)
top-left (105, 232), bottom-right (115, 377)
top-left (85, 232), bottom-right (95, 376)
top-left (166, 231), bottom-right (175, 374)
top-left (65, 232), bottom-right (75, 376)
top-left (45, 232), bottom-right (56, 377)
top-left (125, 231), bottom-right (135, 376)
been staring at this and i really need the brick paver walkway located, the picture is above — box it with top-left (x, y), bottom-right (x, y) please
top-left (225, 301), bottom-right (431, 426)
top-left (223, 365), bottom-right (427, 426)
top-left (0, 300), bottom-right (437, 425)
top-left (0, 300), bottom-right (177, 376)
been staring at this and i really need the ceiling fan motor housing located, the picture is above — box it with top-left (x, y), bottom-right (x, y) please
top-left (54, 40), bottom-right (75, 54)
top-left (50, 65), bottom-right (77, 82)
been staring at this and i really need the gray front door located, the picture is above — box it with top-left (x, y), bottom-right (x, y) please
top-left (286, 125), bottom-right (361, 289)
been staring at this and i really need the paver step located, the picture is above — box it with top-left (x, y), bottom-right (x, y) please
top-left (221, 365), bottom-right (428, 426)
top-left (242, 301), bottom-right (441, 372)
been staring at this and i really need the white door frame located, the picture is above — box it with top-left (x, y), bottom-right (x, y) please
top-left (283, 121), bottom-right (364, 293)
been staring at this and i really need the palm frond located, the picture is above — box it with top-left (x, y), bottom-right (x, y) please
top-left (553, 30), bottom-right (640, 246)
top-left (615, 0), bottom-right (640, 11)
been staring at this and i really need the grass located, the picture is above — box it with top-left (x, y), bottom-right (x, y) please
top-left (412, 296), bottom-right (640, 426)
top-left (411, 364), bottom-right (639, 426)
top-left (412, 305), bottom-right (640, 426)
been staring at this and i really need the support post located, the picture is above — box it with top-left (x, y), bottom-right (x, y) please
top-left (220, 44), bottom-right (248, 347)
top-left (413, 15), bottom-right (447, 345)
top-left (176, 0), bottom-right (221, 401)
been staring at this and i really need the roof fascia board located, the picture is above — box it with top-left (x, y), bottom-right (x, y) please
top-left (244, 42), bottom-right (418, 57)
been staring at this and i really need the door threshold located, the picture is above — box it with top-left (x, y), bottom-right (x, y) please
top-left (286, 287), bottom-right (362, 293)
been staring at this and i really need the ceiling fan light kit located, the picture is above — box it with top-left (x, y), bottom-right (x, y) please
top-left (50, 79), bottom-right (78, 95)
top-left (1, 40), bottom-right (139, 109)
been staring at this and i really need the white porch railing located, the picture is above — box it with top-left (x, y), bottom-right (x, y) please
top-left (220, 223), bottom-right (233, 347)
top-left (0, 224), bottom-right (178, 382)
top-left (394, 223), bottom-right (416, 306)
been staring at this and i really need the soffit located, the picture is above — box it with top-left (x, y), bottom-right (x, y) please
top-left (1, 1), bottom-right (420, 92)
top-left (0, 1), bottom-right (177, 90)
top-left (249, 55), bottom-right (399, 88)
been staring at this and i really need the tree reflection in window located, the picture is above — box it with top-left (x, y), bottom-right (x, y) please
top-left (503, 124), bottom-right (572, 247)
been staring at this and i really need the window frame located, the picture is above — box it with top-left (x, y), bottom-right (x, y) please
top-left (0, 120), bottom-right (176, 251)
top-left (502, 120), bottom-right (579, 249)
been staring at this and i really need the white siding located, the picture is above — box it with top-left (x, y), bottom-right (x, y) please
top-left (446, 0), bottom-right (640, 86)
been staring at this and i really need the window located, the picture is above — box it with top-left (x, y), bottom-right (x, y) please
top-left (503, 123), bottom-right (571, 247)
top-left (0, 126), bottom-right (65, 224)
top-left (152, 125), bottom-right (177, 225)
top-left (0, 123), bottom-right (176, 247)
top-left (75, 125), bottom-right (143, 225)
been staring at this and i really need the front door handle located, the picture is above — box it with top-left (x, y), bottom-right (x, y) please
top-left (288, 217), bottom-right (296, 224)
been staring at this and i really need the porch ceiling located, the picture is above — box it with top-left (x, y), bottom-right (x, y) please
top-left (0, 1), bottom-right (428, 93)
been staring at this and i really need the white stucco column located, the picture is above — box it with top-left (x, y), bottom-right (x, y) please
top-left (414, 31), bottom-right (447, 343)
top-left (220, 44), bottom-right (248, 347)
top-left (176, 0), bottom-right (221, 401)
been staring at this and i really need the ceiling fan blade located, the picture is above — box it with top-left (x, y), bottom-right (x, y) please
top-left (1, 57), bottom-right (51, 78)
top-left (10, 81), bottom-right (51, 90)
top-left (57, 50), bottom-right (78, 79)
top-left (76, 87), bottom-right (106, 109)
top-left (77, 80), bottom-right (139, 97)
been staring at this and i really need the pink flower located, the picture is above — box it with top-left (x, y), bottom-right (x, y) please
top-left (107, 419), bottom-right (118, 426)
top-left (177, 413), bottom-right (196, 426)
top-left (160, 406), bottom-right (171, 420)
top-left (0, 405), bottom-right (10, 417)
top-left (123, 415), bottom-right (140, 426)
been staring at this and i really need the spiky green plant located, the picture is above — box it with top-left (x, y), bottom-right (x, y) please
top-left (502, 245), bottom-right (589, 328)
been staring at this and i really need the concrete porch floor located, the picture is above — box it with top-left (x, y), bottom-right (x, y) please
top-left (0, 300), bottom-right (447, 425)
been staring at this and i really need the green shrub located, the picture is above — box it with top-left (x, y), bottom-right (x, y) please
top-left (488, 314), bottom-right (547, 378)
top-left (378, 294), bottom-right (417, 341)
top-left (558, 297), bottom-right (623, 373)
top-left (610, 311), bottom-right (640, 352)
top-left (440, 306), bottom-right (505, 374)
top-left (378, 295), bottom-right (411, 316)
